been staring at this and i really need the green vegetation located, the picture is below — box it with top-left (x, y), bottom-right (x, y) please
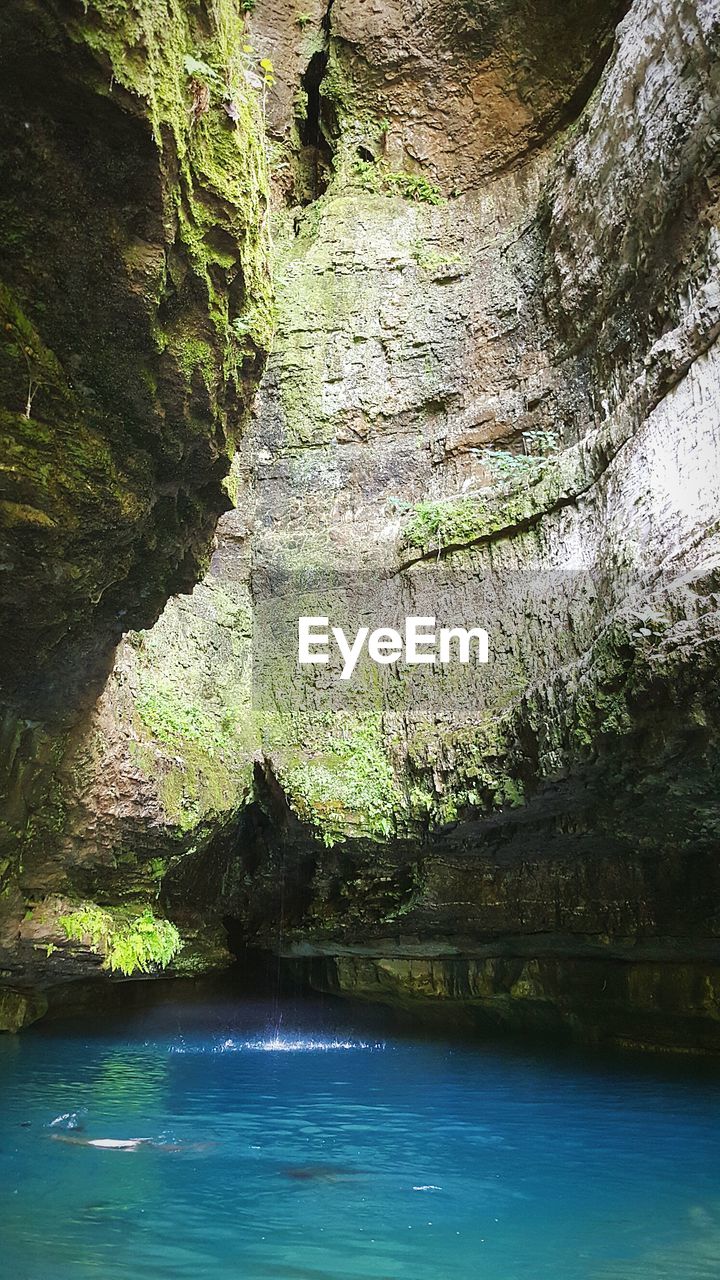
top-left (406, 495), bottom-right (496, 548)
top-left (481, 430), bottom-right (559, 481)
top-left (135, 682), bottom-right (231, 752)
top-left (131, 666), bottom-right (254, 830)
top-left (405, 430), bottom-right (561, 548)
top-left (405, 716), bottom-right (528, 829)
top-left (59, 905), bottom-right (182, 976)
top-left (120, 577), bottom-right (256, 835)
top-left (0, 283), bottom-right (72, 424)
top-left (283, 723), bottom-right (403, 844)
top-left (351, 157), bottom-right (444, 205)
top-left (173, 333), bottom-right (217, 386)
top-left (74, 0), bottom-right (275, 355)
top-left (182, 53), bottom-right (219, 83)
top-left (316, 59), bottom-right (354, 121)
top-left (388, 172), bottom-right (444, 204)
top-left (411, 240), bottom-right (463, 273)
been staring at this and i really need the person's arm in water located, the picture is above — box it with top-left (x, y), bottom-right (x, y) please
top-left (50, 1134), bottom-right (149, 1150)
top-left (49, 1133), bottom-right (216, 1153)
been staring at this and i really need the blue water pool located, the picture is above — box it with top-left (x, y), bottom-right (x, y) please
top-left (1, 987), bottom-right (719, 1279)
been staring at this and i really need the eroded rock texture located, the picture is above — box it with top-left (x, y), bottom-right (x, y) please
top-left (2, 0), bottom-right (720, 1048)
top-left (0, 0), bottom-right (273, 712)
top-left (0, 0), bottom-right (272, 1009)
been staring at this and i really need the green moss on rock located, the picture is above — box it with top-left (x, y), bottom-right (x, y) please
top-left (281, 720), bottom-right (403, 845)
top-left (0, 0), bottom-right (273, 713)
top-left (68, 0), bottom-right (273, 344)
top-left (0, 986), bottom-right (48, 1033)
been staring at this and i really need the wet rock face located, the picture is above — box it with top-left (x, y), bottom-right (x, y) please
top-left (0, 987), bottom-right (47, 1034)
top-left (327, 0), bottom-right (627, 187)
top-left (545, 0), bottom-right (720, 380)
top-left (0, 0), bottom-right (273, 959)
top-left (2, 0), bottom-right (720, 1048)
top-left (0, 0), bottom-right (272, 717)
top-left (250, 0), bottom-right (628, 192)
top-left (316, 955), bottom-right (720, 1054)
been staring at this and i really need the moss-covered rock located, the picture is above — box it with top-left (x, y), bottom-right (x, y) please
top-left (0, 0), bottom-right (273, 715)
top-left (0, 986), bottom-right (48, 1033)
top-left (318, 955), bottom-right (720, 1055)
top-left (0, 0), bottom-right (274, 953)
top-left (2, 0), bottom-right (720, 1057)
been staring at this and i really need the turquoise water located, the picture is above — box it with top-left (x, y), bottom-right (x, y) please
top-left (1, 988), bottom-right (719, 1280)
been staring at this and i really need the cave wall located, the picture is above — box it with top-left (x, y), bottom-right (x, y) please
top-left (2, 0), bottom-right (720, 1048)
top-left (0, 0), bottom-right (273, 715)
top-left (0, 0), bottom-right (274, 1012)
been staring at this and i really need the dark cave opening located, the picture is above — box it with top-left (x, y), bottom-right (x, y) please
top-left (299, 51), bottom-right (327, 149)
top-left (221, 931), bottom-right (313, 998)
top-left (296, 49), bottom-right (334, 202)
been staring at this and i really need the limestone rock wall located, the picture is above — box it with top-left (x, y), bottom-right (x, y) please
top-left (0, 0), bottom-right (273, 717)
top-left (2, 0), bottom-right (720, 1049)
top-left (545, 0), bottom-right (720, 378)
top-left (0, 0), bottom-right (273, 1011)
top-left (249, 0), bottom-right (628, 191)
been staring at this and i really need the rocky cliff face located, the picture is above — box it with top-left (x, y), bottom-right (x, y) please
top-left (1, 0), bottom-right (719, 1050)
top-left (0, 0), bottom-right (273, 713)
top-left (0, 0), bottom-right (273, 1016)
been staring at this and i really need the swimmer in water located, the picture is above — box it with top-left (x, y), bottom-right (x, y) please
top-left (51, 1136), bottom-right (151, 1150)
top-left (50, 1134), bottom-right (215, 1153)
top-left (281, 1164), bottom-right (361, 1183)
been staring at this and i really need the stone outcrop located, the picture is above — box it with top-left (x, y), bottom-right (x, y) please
top-left (1, 0), bottom-right (719, 1050)
top-left (0, 0), bottom-right (273, 716)
top-left (249, 0), bottom-right (629, 194)
top-left (0, 0), bottom-right (273, 1018)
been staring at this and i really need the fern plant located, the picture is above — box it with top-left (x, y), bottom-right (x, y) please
top-left (59, 906), bottom-right (182, 977)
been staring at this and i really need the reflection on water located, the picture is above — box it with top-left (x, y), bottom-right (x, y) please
top-left (173, 1035), bottom-right (384, 1053)
top-left (593, 1203), bottom-right (720, 1279)
top-left (0, 990), bottom-right (719, 1280)
top-left (90, 1053), bottom-right (168, 1113)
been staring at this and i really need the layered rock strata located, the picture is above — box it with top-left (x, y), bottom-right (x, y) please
top-left (1, 0), bottom-right (719, 1050)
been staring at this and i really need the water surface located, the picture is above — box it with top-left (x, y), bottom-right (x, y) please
top-left (1, 988), bottom-right (719, 1279)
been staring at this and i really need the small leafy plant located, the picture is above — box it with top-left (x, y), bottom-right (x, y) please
top-left (479, 449), bottom-right (540, 481)
top-left (386, 171), bottom-right (444, 204)
top-left (523, 428), bottom-right (560, 454)
top-left (259, 56), bottom-right (276, 90)
top-left (183, 40), bottom-right (275, 124)
top-left (59, 906), bottom-right (182, 976)
top-left (351, 156), bottom-right (443, 205)
top-left (479, 429), bottom-right (559, 482)
top-left (183, 54), bottom-right (220, 83)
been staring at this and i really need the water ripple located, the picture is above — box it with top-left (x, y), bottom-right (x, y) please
top-left (169, 1036), bottom-right (386, 1055)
